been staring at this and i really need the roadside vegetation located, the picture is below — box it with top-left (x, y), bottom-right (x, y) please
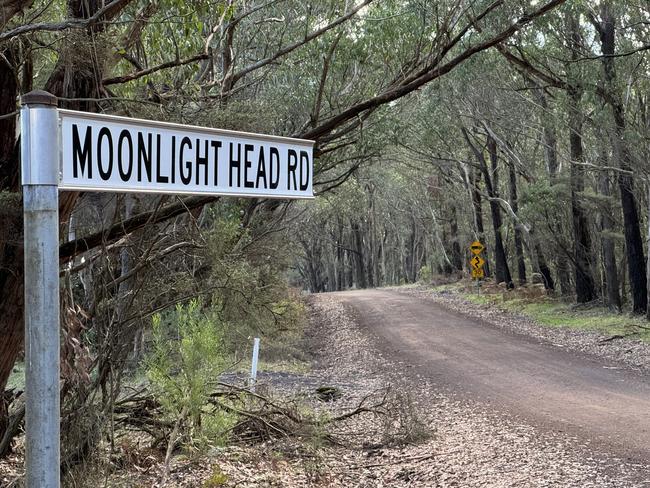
top-left (427, 279), bottom-right (650, 342)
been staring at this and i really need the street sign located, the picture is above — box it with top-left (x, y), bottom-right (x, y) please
top-left (59, 110), bottom-right (314, 198)
top-left (470, 240), bottom-right (484, 255)
top-left (20, 91), bottom-right (316, 488)
top-left (469, 240), bottom-right (485, 282)
top-left (470, 255), bottom-right (485, 270)
top-left (472, 268), bottom-right (485, 279)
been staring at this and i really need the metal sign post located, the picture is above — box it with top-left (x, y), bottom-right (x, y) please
top-left (21, 90), bottom-right (61, 488)
top-left (250, 337), bottom-right (260, 392)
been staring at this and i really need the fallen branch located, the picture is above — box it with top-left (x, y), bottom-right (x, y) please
top-left (0, 394), bottom-right (24, 457)
top-left (350, 452), bottom-right (435, 470)
top-left (164, 405), bottom-right (188, 477)
top-left (598, 333), bottom-right (635, 344)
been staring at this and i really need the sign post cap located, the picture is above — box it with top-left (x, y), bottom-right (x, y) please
top-left (21, 90), bottom-right (58, 107)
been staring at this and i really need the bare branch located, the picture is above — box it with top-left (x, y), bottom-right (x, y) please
top-left (229, 0), bottom-right (374, 87)
top-left (0, 0), bottom-right (32, 30)
top-left (102, 53), bottom-right (209, 85)
top-left (0, 0), bottom-right (133, 43)
top-left (59, 195), bottom-right (217, 261)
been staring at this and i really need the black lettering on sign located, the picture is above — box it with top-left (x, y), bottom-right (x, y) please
top-left (137, 132), bottom-right (152, 182)
top-left (72, 124), bottom-right (92, 178)
top-left (211, 141), bottom-right (221, 185)
top-left (243, 143), bottom-right (254, 188)
top-left (169, 136), bottom-right (176, 183)
top-left (179, 136), bottom-right (192, 185)
top-left (157, 134), bottom-right (168, 183)
top-left (269, 147), bottom-right (279, 189)
top-left (287, 149), bottom-right (298, 190)
top-left (256, 147), bottom-right (267, 188)
top-left (117, 130), bottom-right (133, 182)
top-left (299, 150), bottom-right (310, 191)
top-left (229, 143), bottom-right (241, 187)
top-left (196, 139), bottom-right (209, 186)
top-left (97, 127), bottom-right (113, 181)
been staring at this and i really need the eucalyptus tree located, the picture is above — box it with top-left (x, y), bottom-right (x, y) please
top-left (588, 1), bottom-right (648, 313)
top-left (496, 0), bottom-right (650, 311)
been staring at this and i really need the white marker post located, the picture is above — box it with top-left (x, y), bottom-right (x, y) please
top-left (21, 90), bottom-right (61, 488)
top-left (250, 337), bottom-right (260, 392)
top-left (18, 90), bottom-right (314, 487)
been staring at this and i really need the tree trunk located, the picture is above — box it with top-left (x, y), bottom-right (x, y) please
top-left (462, 129), bottom-right (512, 287)
top-left (598, 3), bottom-right (647, 313)
top-left (531, 232), bottom-right (555, 290)
top-left (0, 46), bottom-right (21, 444)
top-left (335, 218), bottom-right (344, 290)
top-left (365, 194), bottom-right (375, 288)
top-left (599, 173), bottom-right (621, 310)
top-left (0, 0), bottom-right (134, 441)
top-left (508, 163), bottom-right (526, 285)
top-left (567, 89), bottom-right (596, 302)
top-left (531, 77), bottom-right (565, 293)
top-left (485, 135), bottom-right (513, 288)
top-left (351, 220), bottom-right (367, 288)
top-left (450, 206), bottom-right (462, 271)
top-left (644, 185), bottom-right (650, 320)
top-left (566, 15), bottom-right (596, 303)
top-left (470, 168), bottom-right (490, 277)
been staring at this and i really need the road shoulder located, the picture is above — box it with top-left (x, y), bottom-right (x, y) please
top-left (389, 284), bottom-right (650, 374)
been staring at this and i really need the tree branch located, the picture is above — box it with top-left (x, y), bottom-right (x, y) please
top-left (59, 195), bottom-right (217, 261)
top-left (229, 0), bottom-right (374, 87)
top-left (300, 0), bottom-right (568, 142)
top-left (102, 53), bottom-right (209, 85)
top-left (0, 0), bottom-right (134, 43)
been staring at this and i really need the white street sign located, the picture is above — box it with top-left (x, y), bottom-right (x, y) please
top-left (59, 110), bottom-right (314, 198)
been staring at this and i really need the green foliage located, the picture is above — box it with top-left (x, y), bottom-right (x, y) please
top-left (417, 265), bottom-right (433, 284)
top-left (203, 203), bottom-right (307, 360)
top-left (146, 299), bottom-right (233, 445)
top-left (6, 362), bottom-right (25, 390)
top-left (203, 465), bottom-right (229, 487)
top-left (465, 293), bottom-right (650, 341)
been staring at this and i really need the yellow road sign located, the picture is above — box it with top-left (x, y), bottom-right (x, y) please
top-left (470, 255), bottom-right (485, 270)
top-left (472, 268), bottom-right (485, 279)
top-left (470, 240), bottom-right (484, 255)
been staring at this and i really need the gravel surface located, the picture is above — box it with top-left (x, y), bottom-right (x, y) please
top-left (306, 293), bottom-right (650, 487)
top-left (390, 285), bottom-right (650, 373)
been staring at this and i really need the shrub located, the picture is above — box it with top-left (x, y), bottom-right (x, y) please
top-left (146, 299), bottom-right (233, 447)
top-left (418, 265), bottom-right (433, 283)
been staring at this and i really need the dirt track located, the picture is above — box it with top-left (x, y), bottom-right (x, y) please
top-left (331, 289), bottom-right (650, 463)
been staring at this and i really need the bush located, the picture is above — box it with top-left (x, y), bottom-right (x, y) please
top-left (417, 265), bottom-right (433, 283)
top-left (146, 299), bottom-right (234, 447)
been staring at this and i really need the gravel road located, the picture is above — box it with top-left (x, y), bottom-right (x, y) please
top-left (331, 288), bottom-right (650, 462)
top-left (309, 289), bottom-right (650, 486)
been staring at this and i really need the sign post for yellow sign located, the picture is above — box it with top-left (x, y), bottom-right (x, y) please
top-left (469, 241), bottom-right (485, 281)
